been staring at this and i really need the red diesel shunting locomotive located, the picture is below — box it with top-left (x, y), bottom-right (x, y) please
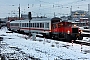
top-left (51, 21), bottom-right (83, 41)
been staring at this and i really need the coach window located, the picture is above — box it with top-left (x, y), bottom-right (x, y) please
top-left (12, 23), bottom-right (15, 26)
top-left (40, 23), bottom-right (42, 28)
top-left (45, 23), bottom-right (49, 28)
top-left (17, 23), bottom-right (19, 26)
top-left (13, 23), bottom-right (15, 26)
top-left (22, 23), bottom-right (24, 27)
top-left (29, 23), bottom-right (31, 27)
top-left (11, 23), bottom-right (13, 26)
top-left (15, 23), bottom-right (16, 26)
top-left (35, 23), bottom-right (36, 27)
top-left (32, 23), bottom-right (34, 27)
top-left (32, 23), bottom-right (33, 27)
top-left (40, 23), bottom-right (44, 28)
top-left (26, 23), bottom-right (28, 27)
top-left (37, 23), bottom-right (39, 28)
top-left (27, 23), bottom-right (30, 27)
top-left (23, 23), bottom-right (25, 27)
top-left (31, 23), bottom-right (32, 27)
top-left (29, 23), bottom-right (30, 27)
top-left (25, 23), bottom-right (26, 27)
top-left (13, 23), bottom-right (14, 26)
top-left (42, 23), bottom-right (44, 28)
top-left (23, 23), bottom-right (24, 27)
top-left (40, 23), bottom-right (41, 28)
top-left (21, 23), bottom-right (23, 27)
top-left (31, 23), bottom-right (33, 27)
top-left (26, 23), bottom-right (27, 27)
top-left (14, 23), bottom-right (15, 26)
top-left (15, 23), bottom-right (17, 26)
top-left (24, 23), bottom-right (25, 27)
top-left (27, 23), bottom-right (28, 27)
top-left (25, 23), bottom-right (27, 27)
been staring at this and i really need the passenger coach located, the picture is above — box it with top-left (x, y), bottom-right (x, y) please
top-left (8, 17), bottom-right (60, 36)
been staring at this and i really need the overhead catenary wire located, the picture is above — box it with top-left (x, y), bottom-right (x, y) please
top-left (26, 0), bottom-right (88, 17)
top-left (0, 0), bottom-right (89, 18)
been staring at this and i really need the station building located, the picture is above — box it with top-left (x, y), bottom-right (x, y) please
top-left (71, 10), bottom-right (89, 22)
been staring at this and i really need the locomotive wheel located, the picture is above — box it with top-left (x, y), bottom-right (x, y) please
top-left (72, 36), bottom-right (77, 40)
top-left (47, 33), bottom-right (52, 39)
top-left (48, 34), bottom-right (52, 39)
top-left (65, 34), bottom-right (72, 41)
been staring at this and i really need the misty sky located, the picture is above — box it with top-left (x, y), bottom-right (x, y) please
top-left (0, 0), bottom-right (90, 18)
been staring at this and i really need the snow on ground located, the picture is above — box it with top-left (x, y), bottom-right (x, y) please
top-left (0, 27), bottom-right (90, 60)
top-left (81, 32), bottom-right (90, 34)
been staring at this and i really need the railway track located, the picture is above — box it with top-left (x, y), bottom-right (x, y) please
top-left (16, 32), bottom-right (90, 46)
top-left (36, 34), bottom-right (90, 46)
top-left (75, 40), bottom-right (90, 46)
top-left (6, 27), bottom-right (90, 46)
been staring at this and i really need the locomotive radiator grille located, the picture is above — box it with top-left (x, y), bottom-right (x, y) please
top-left (72, 28), bottom-right (78, 33)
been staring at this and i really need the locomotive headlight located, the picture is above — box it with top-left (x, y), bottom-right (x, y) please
top-left (74, 24), bottom-right (77, 27)
top-left (67, 30), bottom-right (70, 34)
top-left (79, 30), bottom-right (83, 33)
